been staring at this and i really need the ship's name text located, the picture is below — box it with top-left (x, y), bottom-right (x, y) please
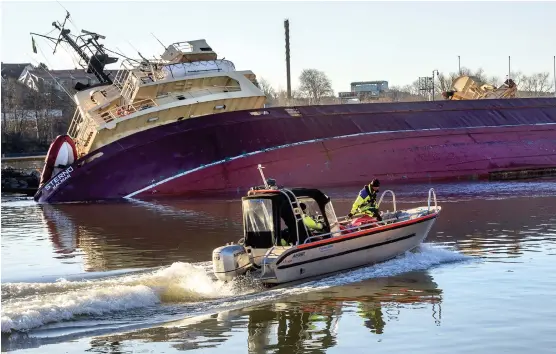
top-left (45, 166), bottom-right (74, 191)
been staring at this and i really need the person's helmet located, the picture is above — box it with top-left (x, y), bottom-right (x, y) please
top-left (370, 179), bottom-right (380, 187)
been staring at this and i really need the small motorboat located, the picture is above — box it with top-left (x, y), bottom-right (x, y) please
top-left (212, 165), bottom-right (441, 286)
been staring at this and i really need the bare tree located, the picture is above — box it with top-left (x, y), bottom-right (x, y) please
top-left (1, 74), bottom-right (75, 153)
top-left (387, 85), bottom-right (422, 102)
top-left (258, 77), bottom-right (277, 100)
top-left (298, 69), bottom-right (333, 105)
top-left (519, 72), bottom-right (554, 96)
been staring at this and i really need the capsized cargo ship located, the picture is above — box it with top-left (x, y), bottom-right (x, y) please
top-left (33, 17), bottom-right (556, 204)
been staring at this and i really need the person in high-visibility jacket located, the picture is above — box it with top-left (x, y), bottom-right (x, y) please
top-left (300, 203), bottom-right (324, 231)
top-left (348, 179), bottom-right (383, 221)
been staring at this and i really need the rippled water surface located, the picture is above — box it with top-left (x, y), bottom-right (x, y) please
top-left (2, 179), bottom-right (556, 353)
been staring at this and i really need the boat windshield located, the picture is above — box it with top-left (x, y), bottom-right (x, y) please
top-left (243, 199), bottom-right (274, 233)
top-left (324, 201), bottom-right (339, 226)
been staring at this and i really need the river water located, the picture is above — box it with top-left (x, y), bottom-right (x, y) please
top-left (1, 179), bottom-right (556, 353)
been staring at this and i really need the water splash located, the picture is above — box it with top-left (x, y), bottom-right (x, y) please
top-left (1, 243), bottom-right (471, 334)
top-left (1, 262), bottom-right (243, 333)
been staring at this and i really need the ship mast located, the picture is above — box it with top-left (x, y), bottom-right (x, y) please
top-left (30, 11), bottom-right (119, 90)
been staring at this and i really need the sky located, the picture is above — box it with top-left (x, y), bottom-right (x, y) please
top-left (1, 0), bottom-right (555, 93)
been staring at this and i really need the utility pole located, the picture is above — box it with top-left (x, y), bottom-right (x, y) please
top-left (508, 55), bottom-right (511, 81)
top-left (284, 19), bottom-right (291, 100)
top-left (432, 69), bottom-right (439, 101)
top-left (458, 56), bottom-right (461, 75)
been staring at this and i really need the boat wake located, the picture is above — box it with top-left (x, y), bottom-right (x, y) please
top-left (1, 243), bottom-right (472, 335)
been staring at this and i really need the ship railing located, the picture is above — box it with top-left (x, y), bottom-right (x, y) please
top-left (146, 61), bottom-right (236, 83)
top-left (113, 62), bottom-right (238, 98)
top-left (93, 98), bottom-right (158, 125)
top-left (67, 109), bottom-right (83, 139)
top-left (68, 110), bottom-right (97, 157)
top-left (170, 41), bottom-right (194, 53)
top-left (121, 77), bottom-right (137, 102)
top-left (155, 85), bottom-right (242, 100)
top-left (113, 59), bottom-right (136, 90)
top-left (114, 59), bottom-right (150, 102)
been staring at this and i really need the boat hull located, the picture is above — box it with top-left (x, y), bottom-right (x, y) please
top-left (264, 214), bottom-right (438, 284)
top-left (34, 97), bottom-right (556, 204)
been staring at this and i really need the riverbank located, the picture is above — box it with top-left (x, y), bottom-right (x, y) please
top-left (1, 167), bottom-right (39, 196)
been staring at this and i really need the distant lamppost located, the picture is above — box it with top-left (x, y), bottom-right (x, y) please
top-left (432, 69), bottom-right (439, 101)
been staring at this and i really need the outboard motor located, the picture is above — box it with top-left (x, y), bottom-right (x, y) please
top-left (212, 244), bottom-right (251, 282)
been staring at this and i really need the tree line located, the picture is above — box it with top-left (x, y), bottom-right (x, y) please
top-left (1, 75), bottom-right (74, 155)
top-left (260, 67), bottom-right (555, 105)
top-left (390, 67), bottom-right (555, 102)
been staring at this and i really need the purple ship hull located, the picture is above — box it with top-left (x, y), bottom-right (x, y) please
top-left (34, 97), bottom-right (556, 204)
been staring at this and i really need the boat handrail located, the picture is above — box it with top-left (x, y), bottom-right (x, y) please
top-left (428, 188), bottom-right (437, 213)
top-left (260, 246), bottom-right (275, 277)
top-left (281, 188), bottom-right (311, 246)
top-left (92, 98), bottom-right (158, 124)
top-left (377, 189), bottom-right (397, 212)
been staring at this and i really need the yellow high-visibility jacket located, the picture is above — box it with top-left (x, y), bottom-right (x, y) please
top-left (350, 184), bottom-right (379, 216)
top-left (303, 214), bottom-right (323, 230)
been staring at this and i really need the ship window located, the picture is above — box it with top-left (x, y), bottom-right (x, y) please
top-left (285, 108), bottom-right (302, 117)
top-left (177, 116), bottom-right (185, 121)
top-left (176, 95), bottom-right (186, 100)
top-left (250, 111), bottom-right (270, 116)
top-left (215, 105), bottom-right (226, 110)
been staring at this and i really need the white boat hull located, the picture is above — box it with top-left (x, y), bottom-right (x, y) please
top-left (263, 214), bottom-right (438, 284)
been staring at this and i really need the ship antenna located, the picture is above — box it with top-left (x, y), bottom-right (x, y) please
top-left (127, 40), bottom-right (149, 63)
top-left (52, 11), bottom-right (70, 55)
top-left (151, 33), bottom-right (167, 50)
top-left (257, 164), bottom-right (269, 189)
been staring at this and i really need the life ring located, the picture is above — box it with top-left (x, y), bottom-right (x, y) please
top-left (39, 135), bottom-right (78, 187)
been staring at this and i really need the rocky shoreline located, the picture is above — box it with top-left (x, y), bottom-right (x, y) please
top-left (1, 168), bottom-right (40, 196)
